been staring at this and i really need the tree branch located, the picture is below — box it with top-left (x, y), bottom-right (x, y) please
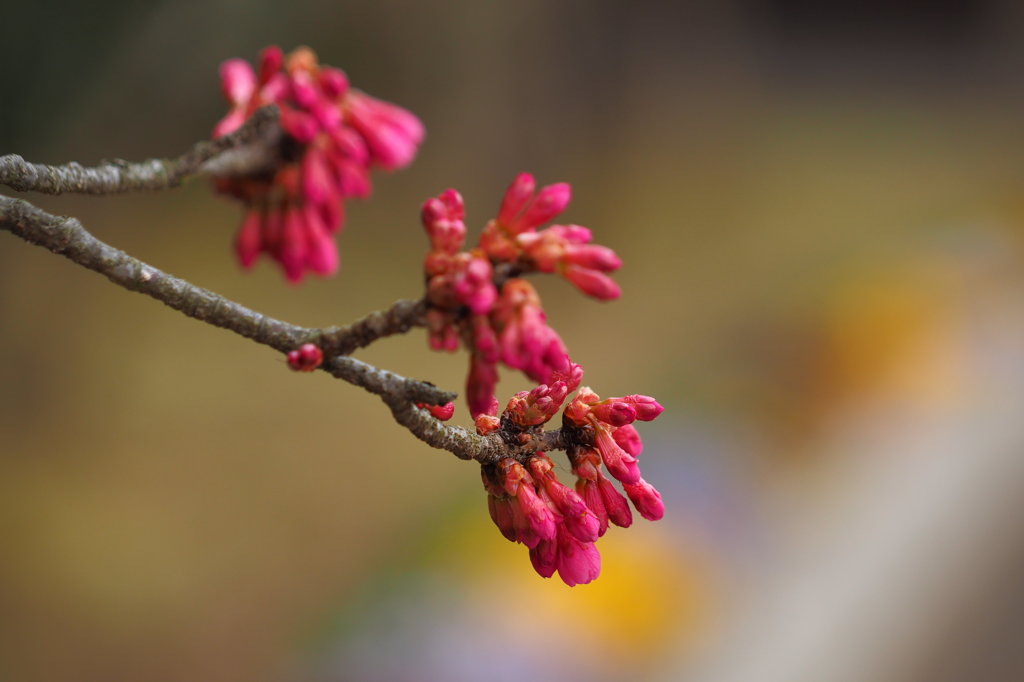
top-left (0, 193), bottom-right (582, 464)
top-left (0, 106), bottom-right (282, 195)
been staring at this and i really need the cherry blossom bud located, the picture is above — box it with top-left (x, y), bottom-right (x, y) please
top-left (467, 354), bottom-right (499, 419)
top-left (510, 182), bottom-right (571, 233)
top-left (262, 207), bottom-right (284, 257)
top-left (497, 172), bottom-right (536, 227)
top-left (301, 147), bottom-right (334, 205)
top-left (548, 481), bottom-right (600, 543)
top-left (329, 126), bottom-right (370, 165)
top-left (475, 414), bottom-right (500, 435)
top-left (417, 401), bottom-right (455, 421)
top-left (488, 495), bottom-right (517, 543)
top-left (280, 207), bottom-right (309, 282)
top-left (318, 195), bottom-right (345, 235)
top-left (347, 93), bottom-right (424, 170)
top-left (598, 475), bottom-right (633, 528)
top-left (234, 209), bottom-right (263, 268)
top-left (564, 243), bottom-right (621, 271)
top-left (623, 478), bottom-right (664, 521)
top-left (621, 395), bottom-right (664, 421)
top-left (452, 256), bottom-right (496, 315)
top-left (303, 205), bottom-right (339, 275)
top-left (575, 478), bottom-right (609, 537)
top-left (555, 525), bottom-right (601, 587)
top-left (612, 423), bottom-right (644, 457)
top-left (529, 538), bottom-right (558, 578)
top-left (290, 69), bottom-right (319, 108)
top-left (258, 45), bottom-right (284, 85)
top-left (279, 105), bottom-right (319, 144)
top-left (595, 426), bottom-right (641, 484)
top-left (470, 314), bottom-right (499, 362)
top-left (318, 67), bottom-right (349, 99)
top-left (550, 361), bottom-right (584, 393)
top-left (562, 265), bottom-right (622, 300)
top-left (259, 72), bottom-right (289, 102)
top-left (219, 59), bottom-right (257, 106)
top-left (590, 401), bottom-right (638, 427)
top-left (550, 224), bottom-right (593, 244)
top-left (514, 481), bottom-right (558, 546)
top-left (286, 343), bottom-right (323, 372)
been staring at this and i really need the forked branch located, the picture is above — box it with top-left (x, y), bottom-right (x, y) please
top-left (0, 193), bottom-right (580, 463)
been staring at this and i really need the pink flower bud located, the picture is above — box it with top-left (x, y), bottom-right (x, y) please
top-left (475, 414), bottom-right (500, 436)
top-left (551, 480), bottom-right (601, 543)
top-left (555, 525), bottom-right (601, 587)
top-left (595, 426), bottom-right (641, 484)
top-left (550, 361), bottom-right (584, 393)
top-left (280, 207), bottom-right (309, 282)
top-left (497, 172), bottom-right (536, 227)
top-left (438, 188), bottom-right (464, 220)
top-left (290, 69), bottom-right (319, 108)
top-left (470, 314), bottom-right (499, 362)
top-left (590, 401), bottom-right (638, 427)
top-left (417, 401), bottom-right (455, 421)
top-left (467, 355), bottom-right (499, 419)
top-left (623, 478), bottom-right (664, 521)
top-left (598, 475), bottom-right (633, 528)
top-left (286, 343), bottom-right (323, 372)
top-left (550, 224), bottom-right (593, 244)
top-left (488, 495), bottom-right (517, 543)
top-left (279, 105), bottom-right (319, 144)
top-left (612, 423), bottom-right (644, 457)
top-left (563, 396), bottom-right (591, 427)
top-left (318, 67), bottom-right (349, 99)
top-left (310, 99), bottom-right (342, 131)
top-left (259, 72), bottom-right (289, 102)
top-left (512, 182), bottom-right (571, 233)
top-left (329, 157), bottom-right (371, 199)
top-left (219, 59), bottom-right (257, 106)
top-left (421, 197), bottom-right (446, 227)
top-left (301, 147), bottom-right (334, 205)
top-left (234, 210), bottom-right (263, 268)
top-left (262, 207), bottom-right (284, 257)
top-left (576, 478), bottom-right (609, 537)
top-left (302, 206), bottom-right (338, 275)
top-left (529, 538), bottom-right (558, 578)
top-left (622, 395), bottom-right (664, 421)
top-left (347, 93), bottom-right (424, 170)
top-left (565, 243), bottom-right (621, 271)
top-left (562, 265), bottom-right (621, 300)
top-left (317, 195), bottom-right (345, 235)
top-left (258, 45), bottom-right (284, 85)
top-left (328, 126), bottom-right (370, 165)
top-left (452, 256), bottom-right (496, 315)
top-left (514, 482), bottom-right (558, 545)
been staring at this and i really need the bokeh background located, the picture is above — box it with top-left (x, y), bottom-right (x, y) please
top-left (3, 1), bottom-right (1024, 680)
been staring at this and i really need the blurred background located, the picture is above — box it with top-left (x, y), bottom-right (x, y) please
top-left (3, 1), bottom-right (1024, 680)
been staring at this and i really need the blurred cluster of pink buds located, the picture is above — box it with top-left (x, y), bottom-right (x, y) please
top-left (421, 174), bottom-right (622, 417)
top-left (213, 45), bottom-right (424, 282)
top-left (477, 363), bottom-right (664, 585)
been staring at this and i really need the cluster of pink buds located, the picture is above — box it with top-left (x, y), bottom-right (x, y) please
top-left (477, 363), bottom-right (664, 585)
top-left (214, 45), bottom-right (424, 282)
top-left (286, 343), bottom-right (323, 372)
top-left (421, 174), bottom-right (622, 416)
